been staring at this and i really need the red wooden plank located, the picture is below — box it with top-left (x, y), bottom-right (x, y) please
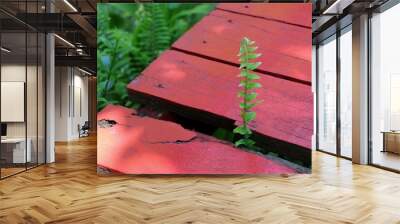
top-left (172, 9), bottom-right (311, 84)
top-left (217, 3), bottom-right (312, 28)
top-left (127, 50), bottom-right (313, 149)
top-left (97, 105), bottom-right (296, 174)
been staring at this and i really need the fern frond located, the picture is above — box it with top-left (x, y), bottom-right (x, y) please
top-left (233, 37), bottom-right (262, 148)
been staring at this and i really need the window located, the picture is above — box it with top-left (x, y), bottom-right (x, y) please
top-left (339, 26), bottom-right (352, 158)
top-left (0, 1), bottom-right (46, 179)
top-left (370, 3), bottom-right (400, 171)
top-left (317, 35), bottom-right (337, 154)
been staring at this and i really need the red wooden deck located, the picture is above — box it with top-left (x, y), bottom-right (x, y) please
top-left (115, 3), bottom-right (313, 170)
top-left (128, 3), bottom-right (312, 152)
top-left (97, 105), bottom-right (296, 174)
top-left (172, 8), bottom-right (311, 83)
top-left (128, 50), bottom-right (312, 149)
top-left (216, 3), bottom-right (312, 28)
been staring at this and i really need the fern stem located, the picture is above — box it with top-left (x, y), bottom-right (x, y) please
top-left (242, 41), bottom-right (250, 140)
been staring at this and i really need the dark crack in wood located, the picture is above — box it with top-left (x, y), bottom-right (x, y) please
top-left (147, 136), bottom-right (198, 145)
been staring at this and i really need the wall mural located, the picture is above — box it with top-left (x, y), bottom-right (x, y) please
top-left (97, 3), bottom-right (313, 175)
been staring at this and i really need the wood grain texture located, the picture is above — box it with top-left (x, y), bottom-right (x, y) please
top-left (217, 3), bottom-right (312, 28)
top-left (97, 105), bottom-right (297, 174)
top-left (1, 136), bottom-right (400, 223)
top-left (172, 6), bottom-right (311, 83)
top-left (128, 50), bottom-right (313, 149)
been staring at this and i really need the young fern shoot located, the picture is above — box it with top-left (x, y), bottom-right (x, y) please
top-left (233, 37), bottom-right (263, 148)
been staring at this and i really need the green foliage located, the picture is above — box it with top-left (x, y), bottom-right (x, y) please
top-left (233, 37), bottom-right (263, 148)
top-left (97, 3), bottom-right (215, 111)
top-left (212, 128), bottom-right (235, 142)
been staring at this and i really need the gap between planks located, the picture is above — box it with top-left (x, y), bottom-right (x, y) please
top-left (170, 47), bottom-right (311, 86)
top-left (215, 8), bottom-right (312, 29)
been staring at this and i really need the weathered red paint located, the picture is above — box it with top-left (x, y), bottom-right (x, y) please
top-left (127, 50), bottom-right (313, 149)
top-left (172, 5), bottom-right (312, 83)
top-left (217, 3), bottom-right (312, 28)
top-left (98, 105), bottom-right (296, 174)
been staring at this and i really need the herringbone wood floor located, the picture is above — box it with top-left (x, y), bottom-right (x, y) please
top-left (0, 135), bottom-right (399, 224)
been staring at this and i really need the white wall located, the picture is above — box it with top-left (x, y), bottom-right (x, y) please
top-left (1, 82), bottom-right (25, 122)
top-left (1, 65), bottom-right (37, 137)
top-left (1, 65), bottom-right (26, 140)
top-left (1, 63), bottom-right (46, 164)
top-left (54, 67), bottom-right (89, 141)
top-left (55, 66), bottom-right (69, 141)
top-left (1, 65), bottom-right (26, 134)
top-left (72, 73), bottom-right (89, 138)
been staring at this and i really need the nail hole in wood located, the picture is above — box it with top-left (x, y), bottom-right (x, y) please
top-left (98, 119), bottom-right (117, 128)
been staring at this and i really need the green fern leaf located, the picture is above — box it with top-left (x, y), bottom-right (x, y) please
top-left (233, 37), bottom-right (263, 148)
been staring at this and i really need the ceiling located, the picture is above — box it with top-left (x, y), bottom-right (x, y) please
top-left (0, 0), bottom-right (97, 74)
top-left (1, 0), bottom-right (395, 74)
top-left (312, 0), bottom-right (390, 43)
